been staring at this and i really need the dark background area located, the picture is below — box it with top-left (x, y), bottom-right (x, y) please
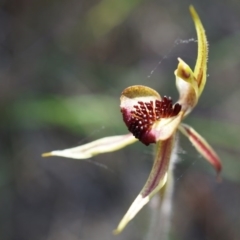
top-left (0, 0), bottom-right (240, 239)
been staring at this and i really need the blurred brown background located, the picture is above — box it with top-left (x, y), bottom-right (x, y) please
top-left (1, 0), bottom-right (240, 239)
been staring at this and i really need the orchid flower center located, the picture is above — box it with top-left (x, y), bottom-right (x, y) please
top-left (125, 96), bottom-right (181, 143)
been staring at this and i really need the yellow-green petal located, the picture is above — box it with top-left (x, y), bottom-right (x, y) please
top-left (190, 5), bottom-right (208, 97)
top-left (175, 6), bottom-right (208, 115)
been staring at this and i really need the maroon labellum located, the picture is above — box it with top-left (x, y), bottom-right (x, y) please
top-left (121, 91), bottom-right (182, 145)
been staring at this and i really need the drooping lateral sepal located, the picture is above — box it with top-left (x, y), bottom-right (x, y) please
top-left (42, 133), bottom-right (137, 159)
top-left (178, 123), bottom-right (222, 178)
top-left (113, 136), bottom-right (175, 234)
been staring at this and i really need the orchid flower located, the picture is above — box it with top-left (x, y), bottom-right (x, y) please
top-left (42, 6), bottom-right (221, 235)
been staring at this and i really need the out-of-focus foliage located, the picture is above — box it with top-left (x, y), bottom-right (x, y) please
top-left (1, 0), bottom-right (240, 240)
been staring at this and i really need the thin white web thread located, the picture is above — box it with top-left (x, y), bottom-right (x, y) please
top-left (175, 159), bottom-right (197, 182)
top-left (85, 159), bottom-right (114, 172)
top-left (75, 126), bottom-right (115, 172)
top-left (147, 38), bottom-right (197, 79)
top-left (174, 145), bottom-right (200, 182)
top-left (77, 126), bottom-right (106, 145)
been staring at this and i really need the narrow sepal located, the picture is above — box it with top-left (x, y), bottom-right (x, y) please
top-left (113, 136), bottom-right (175, 234)
top-left (42, 133), bottom-right (137, 159)
top-left (174, 6), bottom-right (208, 116)
top-left (189, 5), bottom-right (208, 97)
top-left (178, 123), bottom-right (222, 178)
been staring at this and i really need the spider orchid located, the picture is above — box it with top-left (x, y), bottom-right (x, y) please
top-left (42, 6), bottom-right (221, 234)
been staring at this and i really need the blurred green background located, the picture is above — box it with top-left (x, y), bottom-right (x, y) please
top-left (1, 0), bottom-right (240, 239)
